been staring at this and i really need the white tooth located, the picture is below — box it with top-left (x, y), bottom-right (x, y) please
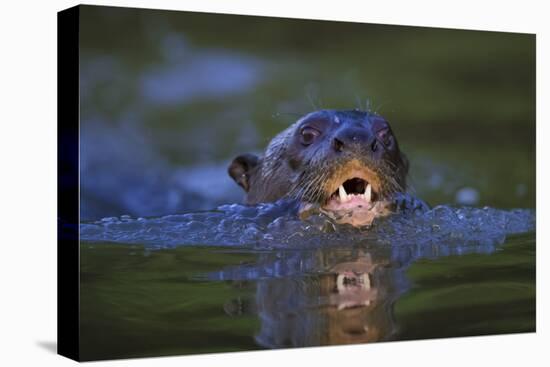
top-left (336, 274), bottom-right (345, 292)
top-left (338, 185), bottom-right (348, 202)
top-left (365, 184), bottom-right (372, 202)
top-left (361, 273), bottom-right (371, 289)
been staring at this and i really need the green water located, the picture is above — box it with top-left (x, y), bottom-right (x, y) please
top-left (394, 233), bottom-right (535, 339)
top-left (79, 233), bottom-right (535, 360)
top-left (77, 5), bottom-right (536, 360)
top-left (79, 6), bottom-right (535, 215)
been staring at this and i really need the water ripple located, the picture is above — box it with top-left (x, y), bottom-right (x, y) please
top-left (80, 200), bottom-right (535, 251)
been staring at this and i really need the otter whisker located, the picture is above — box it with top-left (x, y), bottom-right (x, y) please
top-left (292, 169), bottom-right (327, 202)
top-left (365, 98), bottom-right (372, 113)
top-left (272, 111), bottom-right (305, 119)
top-left (228, 108), bottom-right (416, 228)
top-left (355, 95), bottom-right (364, 111)
top-left (306, 172), bottom-right (331, 202)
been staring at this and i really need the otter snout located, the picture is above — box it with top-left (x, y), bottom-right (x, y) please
top-left (332, 126), bottom-right (377, 157)
top-left (228, 109), bottom-right (411, 227)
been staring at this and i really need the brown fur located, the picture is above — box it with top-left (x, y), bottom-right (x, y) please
top-left (229, 110), bottom-right (408, 211)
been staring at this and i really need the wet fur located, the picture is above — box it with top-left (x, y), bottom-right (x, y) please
top-left (229, 110), bottom-right (409, 206)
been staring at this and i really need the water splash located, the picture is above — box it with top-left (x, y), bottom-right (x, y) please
top-left (80, 199), bottom-right (535, 251)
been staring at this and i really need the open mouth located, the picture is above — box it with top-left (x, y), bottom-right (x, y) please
top-left (336, 271), bottom-right (371, 292)
top-left (333, 270), bottom-right (373, 309)
top-left (324, 177), bottom-right (378, 211)
top-left (298, 160), bottom-right (393, 227)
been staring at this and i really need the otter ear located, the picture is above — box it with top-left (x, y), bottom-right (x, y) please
top-left (228, 153), bottom-right (260, 192)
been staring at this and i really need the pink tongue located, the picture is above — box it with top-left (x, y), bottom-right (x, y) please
top-left (341, 271), bottom-right (357, 279)
top-left (324, 195), bottom-right (372, 211)
top-left (320, 198), bottom-right (393, 227)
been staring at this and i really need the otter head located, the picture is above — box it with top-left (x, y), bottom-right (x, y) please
top-left (228, 110), bottom-right (409, 227)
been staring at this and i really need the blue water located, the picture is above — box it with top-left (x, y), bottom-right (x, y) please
top-left (81, 201), bottom-right (534, 251)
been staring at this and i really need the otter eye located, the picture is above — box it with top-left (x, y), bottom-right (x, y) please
top-left (377, 128), bottom-right (393, 147)
top-left (300, 127), bottom-right (321, 146)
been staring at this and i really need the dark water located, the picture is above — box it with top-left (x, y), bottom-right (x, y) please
top-left (79, 205), bottom-right (535, 360)
top-left (79, 231), bottom-right (535, 360)
top-left (77, 6), bottom-right (536, 361)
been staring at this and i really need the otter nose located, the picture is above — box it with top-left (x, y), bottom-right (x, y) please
top-left (332, 128), bottom-right (372, 153)
top-left (332, 137), bottom-right (345, 152)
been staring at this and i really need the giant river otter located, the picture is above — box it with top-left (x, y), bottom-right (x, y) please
top-left (228, 109), bottom-right (423, 227)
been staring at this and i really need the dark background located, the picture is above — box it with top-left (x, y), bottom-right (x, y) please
top-left (79, 5), bottom-right (535, 220)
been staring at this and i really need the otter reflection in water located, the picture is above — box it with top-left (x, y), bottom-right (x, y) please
top-left (217, 247), bottom-right (406, 348)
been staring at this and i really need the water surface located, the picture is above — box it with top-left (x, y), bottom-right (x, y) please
top-left (77, 6), bottom-right (536, 361)
top-left (79, 205), bottom-right (535, 360)
top-left (79, 229), bottom-right (535, 360)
